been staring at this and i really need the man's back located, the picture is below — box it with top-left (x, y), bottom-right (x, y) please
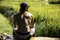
top-left (14, 11), bottom-right (34, 33)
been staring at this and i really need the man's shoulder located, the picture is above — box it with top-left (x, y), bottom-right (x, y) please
top-left (14, 12), bottom-right (20, 17)
top-left (24, 12), bottom-right (33, 19)
top-left (25, 12), bottom-right (33, 17)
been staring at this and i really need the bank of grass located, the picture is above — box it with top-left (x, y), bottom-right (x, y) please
top-left (0, 14), bottom-right (13, 35)
top-left (0, 1), bottom-right (60, 37)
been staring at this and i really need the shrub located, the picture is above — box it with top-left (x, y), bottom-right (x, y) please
top-left (35, 16), bottom-right (60, 38)
top-left (0, 6), bottom-right (15, 18)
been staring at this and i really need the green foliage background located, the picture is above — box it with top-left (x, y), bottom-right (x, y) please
top-left (0, 0), bottom-right (60, 37)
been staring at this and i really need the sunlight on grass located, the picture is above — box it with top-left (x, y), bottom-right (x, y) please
top-left (0, 14), bottom-right (13, 35)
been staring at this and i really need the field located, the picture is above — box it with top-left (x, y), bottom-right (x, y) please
top-left (0, 0), bottom-right (60, 37)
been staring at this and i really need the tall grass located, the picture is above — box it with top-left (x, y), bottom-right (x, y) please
top-left (0, 0), bottom-right (60, 37)
top-left (0, 14), bottom-right (13, 35)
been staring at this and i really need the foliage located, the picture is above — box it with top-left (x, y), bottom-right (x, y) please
top-left (0, 0), bottom-right (60, 38)
top-left (0, 0), bottom-right (3, 1)
top-left (0, 14), bottom-right (12, 35)
top-left (35, 16), bottom-right (60, 37)
top-left (0, 6), bottom-right (15, 18)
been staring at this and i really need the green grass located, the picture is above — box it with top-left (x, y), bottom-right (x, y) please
top-left (0, 14), bottom-right (13, 35)
top-left (0, 0), bottom-right (60, 37)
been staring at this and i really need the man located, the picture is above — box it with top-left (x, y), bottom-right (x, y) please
top-left (13, 2), bottom-right (35, 40)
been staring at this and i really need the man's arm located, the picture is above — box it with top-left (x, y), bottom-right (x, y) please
top-left (30, 16), bottom-right (35, 36)
top-left (30, 16), bottom-right (34, 29)
top-left (14, 15), bottom-right (18, 30)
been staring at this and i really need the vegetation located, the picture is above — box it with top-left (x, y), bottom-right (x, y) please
top-left (0, 14), bottom-right (12, 35)
top-left (0, 0), bottom-right (60, 37)
top-left (0, 6), bottom-right (15, 17)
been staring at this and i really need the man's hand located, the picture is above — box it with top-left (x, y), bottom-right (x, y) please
top-left (30, 28), bottom-right (35, 36)
top-left (13, 27), bottom-right (18, 30)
